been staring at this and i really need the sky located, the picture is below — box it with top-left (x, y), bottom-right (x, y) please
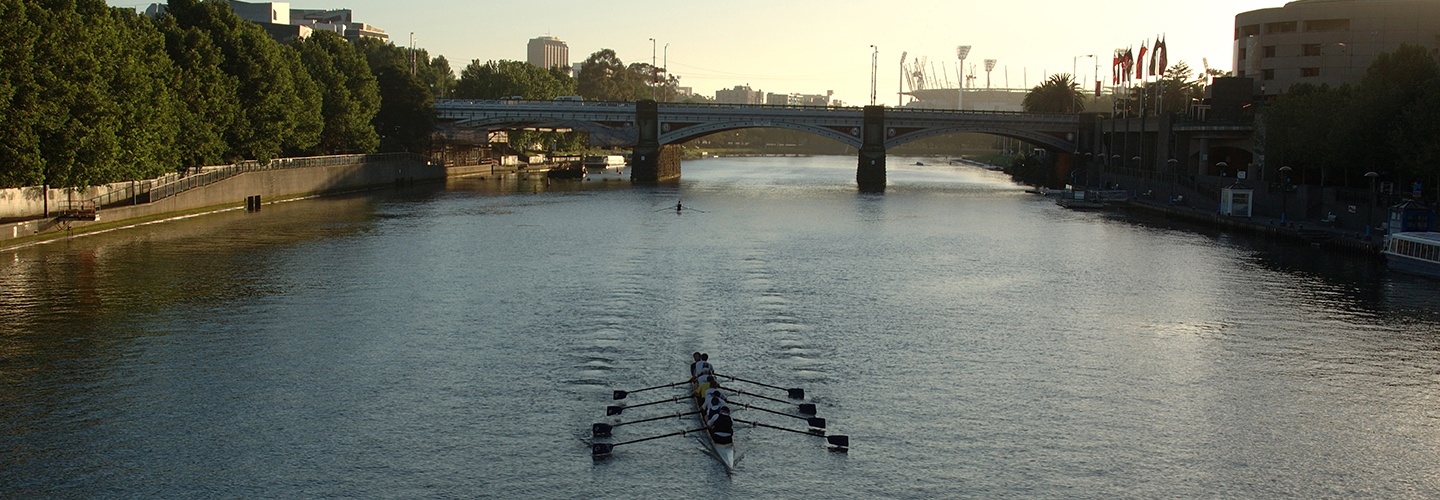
top-left (108, 0), bottom-right (1293, 105)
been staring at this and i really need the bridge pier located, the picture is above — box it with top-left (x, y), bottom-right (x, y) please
top-left (857, 105), bottom-right (886, 192)
top-left (631, 100), bottom-right (680, 183)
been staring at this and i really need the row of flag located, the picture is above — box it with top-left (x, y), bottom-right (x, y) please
top-left (1112, 37), bottom-right (1168, 84)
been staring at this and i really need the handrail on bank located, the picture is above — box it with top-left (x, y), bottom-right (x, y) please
top-left (88, 153), bottom-right (425, 210)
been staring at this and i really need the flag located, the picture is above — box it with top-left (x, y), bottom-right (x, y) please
top-left (1124, 48), bottom-right (1134, 83)
top-left (1157, 36), bottom-right (1169, 76)
top-left (1149, 38), bottom-right (1159, 76)
top-left (1137, 41), bottom-right (1148, 80)
top-left (1113, 50), bottom-right (1122, 84)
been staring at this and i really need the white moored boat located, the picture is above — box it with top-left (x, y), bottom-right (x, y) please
top-left (1383, 231), bottom-right (1440, 278)
top-left (691, 369), bottom-right (736, 472)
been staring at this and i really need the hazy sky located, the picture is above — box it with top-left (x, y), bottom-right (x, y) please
top-left (110, 0), bottom-right (1290, 104)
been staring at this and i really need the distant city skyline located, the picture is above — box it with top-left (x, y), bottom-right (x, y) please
top-left (108, 0), bottom-right (1292, 104)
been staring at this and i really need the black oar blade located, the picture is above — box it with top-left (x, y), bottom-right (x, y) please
top-left (799, 403), bottom-right (817, 415)
top-left (827, 435), bottom-right (849, 450)
top-left (807, 417), bottom-right (827, 429)
top-left (592, 423), bottom-right (613, 437)
top-left (788, 388), bottom-right (805, 399)
top-left (592, 443), bottom-right (615, 456)
top-left (613, 390), bottom-right (628, 400)
top-left (606, 405), bottom-right (625, 416)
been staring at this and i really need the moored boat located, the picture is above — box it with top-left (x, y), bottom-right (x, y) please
top-left (1383, 231), bottom-right (1440, 278)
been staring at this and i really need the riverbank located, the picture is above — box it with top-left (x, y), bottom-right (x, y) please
top-left (1121, 198), bottom-right (1383, 256)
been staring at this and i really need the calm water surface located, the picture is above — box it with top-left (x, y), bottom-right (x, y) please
top-left (3, 156), bottom-right (1439, 498)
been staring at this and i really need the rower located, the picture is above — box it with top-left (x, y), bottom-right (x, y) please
top-left (691, 354), bottom-right (713, 379)
top-left (693, 372), bottom-right (718, 397)
top-left (690, 352), bottom-right (704, 377)
top-left (702, 388), bottom-right (727, 416)
top-left (706, 406), bottom-right (734, 445)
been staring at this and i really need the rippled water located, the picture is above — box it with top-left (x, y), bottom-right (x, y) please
top-left (3, 156), bottom-right (1439, 498)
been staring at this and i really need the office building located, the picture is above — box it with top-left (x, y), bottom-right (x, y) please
top-left (528, 36), bottom-right (570, 73)
top-left (1235, 0), bottom-right (1440, 94)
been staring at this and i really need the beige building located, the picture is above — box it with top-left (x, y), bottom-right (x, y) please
top-left (716, 85), bottom-right (765, 104)
top-left (1235, 0), bottom-right (1440, 94)
top-left (527, 36), bottom-right (570, 73)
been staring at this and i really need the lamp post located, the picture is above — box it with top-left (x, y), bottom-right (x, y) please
top-left (1279, 166), bottom-right (1292, 222)
top-left (1167, 158), bottom-right (1179, 204)
top-left (1073, 54), bottom-right (1093, 88)
top-left (649, 38), bottom-right (657, 90)
top-left (662, 43), bottom-right (670, 101)
top-left (956, 45), bottom-right (971, 110)
top-left (1366, 171), bottom-right (1379, 237)
top-left (869, 45), bottom-right (878, 105)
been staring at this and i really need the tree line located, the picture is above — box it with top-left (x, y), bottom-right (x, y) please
top-left (1263, 44), bottom-right (1440, 191)
top-left (0, 0), bottom-right (451, 190)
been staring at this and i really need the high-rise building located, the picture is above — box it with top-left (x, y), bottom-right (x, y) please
top-left (528, 36), bottom-right (570, 73)
top-left (1235, 0), bottom-right (1440, 94)
top-left (716, 85), bottom-right (764, 104)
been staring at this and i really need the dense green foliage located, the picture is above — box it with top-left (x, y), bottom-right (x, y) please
top-left (1264, 44), bottom-right (1440, 190)
top-left (0, 0), bottom-right (439, 189)
top-left (1023, 74), bottom-right (1086, 113)
top-left (453, 60), bottom-right (576, 100)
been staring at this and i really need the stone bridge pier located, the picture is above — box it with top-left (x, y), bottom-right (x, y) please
top-left (857, 105), bottom-right (887, 192)
top-left (631, 100), bottom-right (681, 183)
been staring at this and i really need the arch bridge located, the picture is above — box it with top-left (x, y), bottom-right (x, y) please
top-left (435, 99), bottom-right (1082, 191)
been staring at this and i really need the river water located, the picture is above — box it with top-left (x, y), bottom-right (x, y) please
top-left (3, 156), bottom-right (1439, 498)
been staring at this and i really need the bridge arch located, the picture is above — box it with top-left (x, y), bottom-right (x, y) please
top-left (885, 125), bottom-right (1078, 153)
top-left (658, 120), bottom-right (863, 149)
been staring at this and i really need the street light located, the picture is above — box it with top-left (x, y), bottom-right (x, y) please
top-left (649, 38), bottom-right (657, 88)
top-left (1167, 158), bottom-right (1179, 204)
top-left (869, 45), bottom-right (878, 106)
top-left (1366, 171), bottom-right (1379, 237)
top-left (956, 45), bottom-right (971, 110)
top-left (1073, 54), bottom-right (1093, 88)
top-left (663, 43), bottom-right (670, 101)
top-left (1279, 165), bottom-right (1292, 222)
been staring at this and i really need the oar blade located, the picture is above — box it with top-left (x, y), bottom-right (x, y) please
top-left (613, 390), bottom-right (628, 400)
top-left (788, 388), bottom-right (805, 399)
top-left (798, 403), bottom-right (817, 415)
top-left (592, 443), bottom-right (615, 456)
top-left (592, 423), bottom-right (613, 437)
top-left (606, 405), bottom-right (625, 416)
top-left (827, 435), bottom-right (849, 450)
top-left (807, 417), bottom-right (826, 429)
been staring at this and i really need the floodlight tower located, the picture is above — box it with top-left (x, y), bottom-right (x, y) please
top-left (899, 52), bottom-right (908, 106)
top-left (984, 59), bottom-right (997, 88)
top-left (956, 45), bottom-right (972, 110)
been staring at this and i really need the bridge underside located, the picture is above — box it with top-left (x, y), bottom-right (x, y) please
top-left (435, 100), bottom-right (1082, 190)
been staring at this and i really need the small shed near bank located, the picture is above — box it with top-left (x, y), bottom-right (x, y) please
top-left (1220, 182), bottom-right (1253, 217)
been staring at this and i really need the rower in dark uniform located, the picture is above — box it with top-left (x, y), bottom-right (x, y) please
top-left (706, 406), bottom-right (734, 445)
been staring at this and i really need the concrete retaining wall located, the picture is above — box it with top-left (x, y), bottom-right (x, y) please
top-left (2, 154), bottom-right (441, 248)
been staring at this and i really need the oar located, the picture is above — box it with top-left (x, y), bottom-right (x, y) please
top-left (613, 380), bottom-right (688, 400)
top-left (606, 395), bottom-right (685, 416)
top-left (716, 374), bottom-right (805, 399)
top-left (726, 388), bottom-right (817, 415)
top-left (592, 427), bottom-right (707, 457)
top-left (735, 418), bottom-right (849, 450)
top-left (734, 402), bottom-right (825, 429)
top-left (593, 411), bottom-right (700, 437)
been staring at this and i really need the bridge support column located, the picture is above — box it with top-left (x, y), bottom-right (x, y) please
top-left (857, 105), bottom-right (886, 192)
top-left (631, 100), bottom-right (680, 183)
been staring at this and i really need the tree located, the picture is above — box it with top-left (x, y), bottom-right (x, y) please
top-left (453, 59), bottom-right (576, 99)
top-left (292, 30), bottom-right (379, 154)
top-left (156, 12), bottom-right (239, 168)
top-left (1151, 62), bottom-right (1206, 115)
top-left (357, 37), bottom-right (434, 153)
top-left (167, 0), bottom-right (320, 162)
top-left (1023, 73), bottom-right (1085, 113)
top-left (416, 51), bottom-right (456, 99)
top-left (577, 49), bottom-right (647, 101)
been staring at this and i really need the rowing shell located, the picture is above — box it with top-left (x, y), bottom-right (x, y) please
top-left (691, 371), bottom-right (735, 471)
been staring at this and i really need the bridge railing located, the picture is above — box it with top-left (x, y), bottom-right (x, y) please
top-left (434, 98), bottom-right (1075, 120)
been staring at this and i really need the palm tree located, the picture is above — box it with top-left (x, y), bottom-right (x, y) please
top-left (1023, 73), bottom-right (1086, 113)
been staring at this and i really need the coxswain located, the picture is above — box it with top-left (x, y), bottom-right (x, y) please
top-left (706, 406), bottom-right (734, 445)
